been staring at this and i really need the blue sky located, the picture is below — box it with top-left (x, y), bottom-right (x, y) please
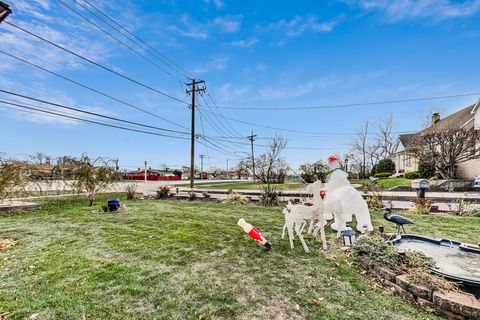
top-left (1, 0), bottom-right (479, 171)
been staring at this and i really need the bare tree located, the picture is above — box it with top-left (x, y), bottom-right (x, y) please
top-left (255, 135), bottom-right (289, 184)
top-left (374, 115), bottom-right (396, 159)
top-left (407, 126), bottom-right (480, 179)
top-left (69, 154), bottom-right (120, 206)
top-left (299, 160), bottom-right (329, 183)
top-left (28, 152), bottom-right (52, 165)
top-left (351, 122), bottom-right (369, 178)
top-left (0, 156), bottom-right (30, 201)
top-left (234, 159), bottom-right (250, 179)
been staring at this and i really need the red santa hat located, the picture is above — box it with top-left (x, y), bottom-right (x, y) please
top-left (328, 155), bottom-right (338, 163)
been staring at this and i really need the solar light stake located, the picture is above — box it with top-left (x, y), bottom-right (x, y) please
top-left (342, 226), bottom-right (356, 247)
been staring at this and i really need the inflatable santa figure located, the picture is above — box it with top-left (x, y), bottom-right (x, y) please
top-left (325, 155), bottom-right (349, 189)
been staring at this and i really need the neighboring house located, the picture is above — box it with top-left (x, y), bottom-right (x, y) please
top-left (389, 134), bottom-right (418, 174)
top-left (122, 168), bottom-right (180, 181)
top-left (389, 100), bottom-right (480, 180)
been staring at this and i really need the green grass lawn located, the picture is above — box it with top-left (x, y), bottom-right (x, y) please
top-left (195, 182), bottom-right (306, 191)
top-left (375, 178), bottom-right (411, 190)
top-left (1, 196), bottom-right (478, 319)
top-left (351, 178), bottom-right (411, 191)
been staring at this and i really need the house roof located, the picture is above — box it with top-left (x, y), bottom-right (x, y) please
top-left (390, 102), bottom-right (478, 157)
top-left (398, 133), bottom-right (416, 147)
top-left (422, 104), bottom-right (476, 132)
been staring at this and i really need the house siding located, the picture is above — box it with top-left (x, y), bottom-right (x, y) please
top-left (457, 158), bottom-right (480, 180)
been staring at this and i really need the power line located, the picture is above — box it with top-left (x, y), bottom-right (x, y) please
top-left (0, 89), bottom-right (190, 135)
top-left (197, 107), bottom-right (238, 144)
top-left (59, 0), bottom-right (180, 80)
top-left (207, 136), bottom-right (350, 150)
top-left (206, 91), bottom-right (243, 137)
top-left (79, 0), bottom-right (192, 78)
top-left (202, 92), bottom-right (243, 138)
top-left (0, 49), bottom-right (188, 129)
top-left (198, 109), bottom-right (212, 169)
top-left (200, 109), bottom-right (416, 136)
top-left (199, 95), bottom-right (240, 139)
top-left (199, 136), bottom-right (244, 158)
top-left (0, 101), bottom-right (189, 140)
top-left (4, 21), bottom-right (189, 105)
top-left (202, 92), bottom-right (480, 111)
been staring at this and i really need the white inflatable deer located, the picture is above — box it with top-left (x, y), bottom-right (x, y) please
top-left (282, 198), bottom-right (328, 252)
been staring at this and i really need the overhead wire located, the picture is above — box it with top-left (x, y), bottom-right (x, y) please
top-left (206, 91), bottom-right (243, 137)
top-left (0, 49), bottom-right (188, 130)
top-left (0, 101), bottom-right (189, 140)
top-left (4, 21), bottom-right (190, 105)
top-left (200, 93), bottom-right (243, 138)
top-left (79, 0), bottom-right (193, 78)
top-left (58, 0), bottom-right (180, 81)
top-left (201, 92), bottom-right (480, 110)
top-left (197, 106), bottom-right (213, 168)
top-left (0, 89), bottom-right (190, 135)
top-left (198, 109), bottom-right (417, 136)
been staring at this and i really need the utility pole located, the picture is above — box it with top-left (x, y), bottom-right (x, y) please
top-left (199, 154), bottom-right (205, 180)
top-left (186, 79), bottom-right (206, 188)
top-left (226, 159), bottom-right (230, 180)
top-left (247, 131), bottom-right (257, 182)
top-left (144, 160), bottom-right (147, 196)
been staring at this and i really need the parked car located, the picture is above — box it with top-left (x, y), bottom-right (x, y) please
top-left (474, 176), bottom-right (480, 188)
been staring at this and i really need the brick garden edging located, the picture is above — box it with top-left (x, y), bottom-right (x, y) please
top-left (369, 265), bottom-right (480, 320)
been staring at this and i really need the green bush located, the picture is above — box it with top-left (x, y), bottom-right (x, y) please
top-left (353, 236), bottom-right (399, 269)
top-left (155, 186), bottom-right (171, 199)
top-left (404, 171), bottom-right (421, 179)
top-left (259, 184), bottom-right (279, 206)
top-left (374, 172), bottom-right (391, 178)
top-left (376, 159), bottom-right (395, 174)
top-left (418, 161), bottom-right (436, 179)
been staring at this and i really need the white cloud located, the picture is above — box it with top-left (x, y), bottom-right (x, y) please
top-left (217, 83), bottom-right (250, 102)
top-left (204, 0), bottom-right (225, 9)
top-left (345, 0), bottom-right (480, 21)
top-left (259, 77), bottom-right (340, 100)
top-left (169, 26), bottom-right (210, 40)
top-left (193, 56), bottom-right (229, 74)
top-left (213, 16), bottom-right (242, 33)
top-left (262, 15), bottom-right (340, 37)
top-left (228, 38), bottom-right (258, 47)
top-left (170, 14), bottom-right (242, 40)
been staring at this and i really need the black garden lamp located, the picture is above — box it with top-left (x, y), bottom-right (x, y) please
top-left (0, 1), bottom-right (12, 24)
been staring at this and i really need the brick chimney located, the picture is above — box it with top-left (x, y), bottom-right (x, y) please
top-left (432, 112), bottom-right (441, 126)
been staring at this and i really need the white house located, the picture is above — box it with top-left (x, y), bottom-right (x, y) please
top-left (389, 99), bottom-right (480, 180)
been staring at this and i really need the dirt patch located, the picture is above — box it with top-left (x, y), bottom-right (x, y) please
top-left (0, 239), bottom-right (17, 250)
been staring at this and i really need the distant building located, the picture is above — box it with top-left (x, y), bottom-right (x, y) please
top-left (389, 133), bottom-right (418, 174)
top-left (122, 168), bottom-right (180, 181)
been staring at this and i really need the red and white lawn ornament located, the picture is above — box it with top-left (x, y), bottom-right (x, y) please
top-left (237, 218), bottom-right (272, 250)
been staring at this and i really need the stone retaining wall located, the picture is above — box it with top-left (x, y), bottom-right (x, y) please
top-left (369, 265), bottom-right (480, 320)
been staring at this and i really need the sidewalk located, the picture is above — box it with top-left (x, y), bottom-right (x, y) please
top-left (179, 187), bottom-right (480, 201)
